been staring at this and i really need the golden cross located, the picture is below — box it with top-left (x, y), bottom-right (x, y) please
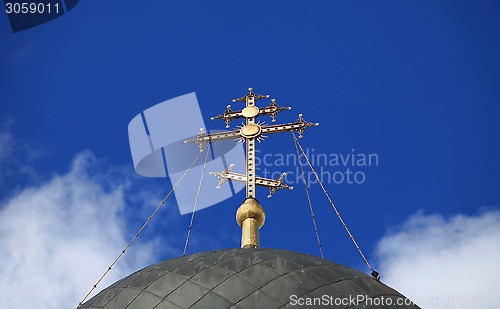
top-left (185, 87), bottom-right (319, 199)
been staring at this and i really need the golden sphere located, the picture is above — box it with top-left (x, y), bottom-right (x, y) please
top-left (236, 198), bottom-right (265, 228)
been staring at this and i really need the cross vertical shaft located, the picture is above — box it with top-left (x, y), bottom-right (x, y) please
top-left (245, 91), bottom-right (256, 198)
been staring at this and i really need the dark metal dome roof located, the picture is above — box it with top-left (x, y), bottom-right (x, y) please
top-left (80, 248), bottom-right (419, 308)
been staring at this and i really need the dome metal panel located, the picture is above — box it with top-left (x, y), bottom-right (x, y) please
top-left (80, 248), bottom-right (420, 309)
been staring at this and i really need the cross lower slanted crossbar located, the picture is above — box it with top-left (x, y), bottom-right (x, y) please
top-left (209, 164), bottom-right (293, 198)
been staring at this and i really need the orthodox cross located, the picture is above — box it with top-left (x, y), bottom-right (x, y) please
top-left (185, 87), bottom-right (319, 200)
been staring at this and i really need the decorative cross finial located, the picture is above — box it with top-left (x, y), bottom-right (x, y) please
top-left (185, 88), bottom-right (318, 247)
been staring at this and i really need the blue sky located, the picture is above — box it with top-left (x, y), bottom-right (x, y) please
top-left (1, 1), bottom-right (500, 308)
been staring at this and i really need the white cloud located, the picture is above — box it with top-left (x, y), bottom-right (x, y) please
top-left (0, 118), bottom-right (40, 190)
top-left (0, 151), bottom-right (161, 309)
top-left (375, 210), bottom-right (500, 309)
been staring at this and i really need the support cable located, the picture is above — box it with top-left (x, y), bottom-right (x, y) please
top-left (291, 131), bottom-right (379, 279)
top-left (292, 134), bottom-right (324, 259)
top-left (183, 143), bottom-right (211, 256)
top-left (77, 143), bottom-right (210, 308)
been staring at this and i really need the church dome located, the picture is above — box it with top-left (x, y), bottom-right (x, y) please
top-left (80, 248), bottom-right (419, 308)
